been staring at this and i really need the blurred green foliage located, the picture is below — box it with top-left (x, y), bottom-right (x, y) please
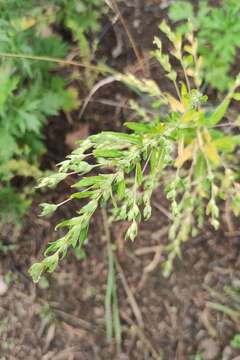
top-left (0, 0), bottom-right (105, 224)
top-left (169, 0), bottom-right (240, 91)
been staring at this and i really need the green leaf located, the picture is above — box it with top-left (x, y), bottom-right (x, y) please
top-left (207, 97), bottom-right (230, 126)
top-left (69, 161), bottom-right (93, 174)
top-left (150, 148), bottom-right (159, 174)
top-left (40, 203), bottom-right (58, 216)
top-left (72, 175), bottom-right (107, 188)
top-left (194, 154), bottom-right (207, 179)
top-left (169, 1), bottom-right (194, 22)
top-left (71, 191), bottom-right (94, 199)
top-left (0, 127), bottom-right (18, 160)
top-left (78, 224), bottom-right (89, 246)
top-left (44, 253), bottom-right (59, 273)
top-left (105, 132), bottom-right (141, 145)
top-left (55, 216), bottom-right (83, 230)
top-left (136, 163), bottom-right (143, 185)
top-left (159, 20), bottom-right (176, 44)
top-left (29, 262), bottom-right (44, 283)
top-left (230, 334), bottom-right (240, 349)
top-left (232, 93), bottom-right (240, 101)
top-left (117, 179), bottom-right (126, 200)
top-left (125, 122), bottom-right (151, 133)
top-left (79, 199), bottom-right (98, 214)
top-left (38, 173), bottom-right (68, 189)
top-left (44, 238), bottom-right (64, 257)
top-left (93, 149), bottom-right (124, 158)
top-left (63, 87), bottom-right (80, 111)
top-left (40, 92), bottom-right (66, 116)
top-left (212, 135), bottom-right (240, 153)
top-left (125, 221), bottom-right (138, 241)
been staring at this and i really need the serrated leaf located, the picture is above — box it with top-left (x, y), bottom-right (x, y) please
top-left (169, 1), bottom-right (194, 22)
top-left (40, 92), bottom-right (65, 116)
top-left (63, 87), bottom-right (80, 111)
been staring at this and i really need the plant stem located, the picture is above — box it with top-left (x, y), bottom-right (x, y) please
top-left (0, 52), bottom-right (113, 72)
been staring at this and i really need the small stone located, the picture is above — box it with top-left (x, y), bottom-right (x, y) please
top-left (0, 276), bottom-right (8, 296)
top-left (198, 338), bottom-right (220, 360)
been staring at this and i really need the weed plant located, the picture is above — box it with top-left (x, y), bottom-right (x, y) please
top-left (30, 22), bottom-right (240, 282)
top-left (169, 0), bottom-right (240, 91)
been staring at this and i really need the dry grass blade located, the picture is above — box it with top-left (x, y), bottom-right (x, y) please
top-left (143, 245), bottom-right (163, 273)
top-left (206, 301), bottom-right (240, 324)
top-left (53, 309), bottom-right (94, 331)
top-left (121, 311), bottom-right (163, 360)
top-left (116, 258), bottom-right (144, 329)
top-left (79, 76), bottom-right (116, 119)
top-left (0, 52), bottom-right (107, 71)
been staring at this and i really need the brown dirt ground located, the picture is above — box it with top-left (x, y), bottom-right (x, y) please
top-left (1, 1), bottom-right (240, 359)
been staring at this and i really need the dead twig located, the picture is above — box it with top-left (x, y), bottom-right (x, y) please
top-left (200, 308), bottom-right (218, 338)
top-left (115, 258), bottom-right (144, 329)
top-left (121, 311), bottom-right (163, 360)
top-left (53, 309), bottom-right (96, 332)
top-left (143, 245), bottom-right (163, 273)
top-left (135, 245), bottom-right (162, 257)
top-left (224, 195), bottom-right (235, 235)
top-left (152, 200), bottom-right (172, 220)
top-left (78, 76), bottom-right (116, 119)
